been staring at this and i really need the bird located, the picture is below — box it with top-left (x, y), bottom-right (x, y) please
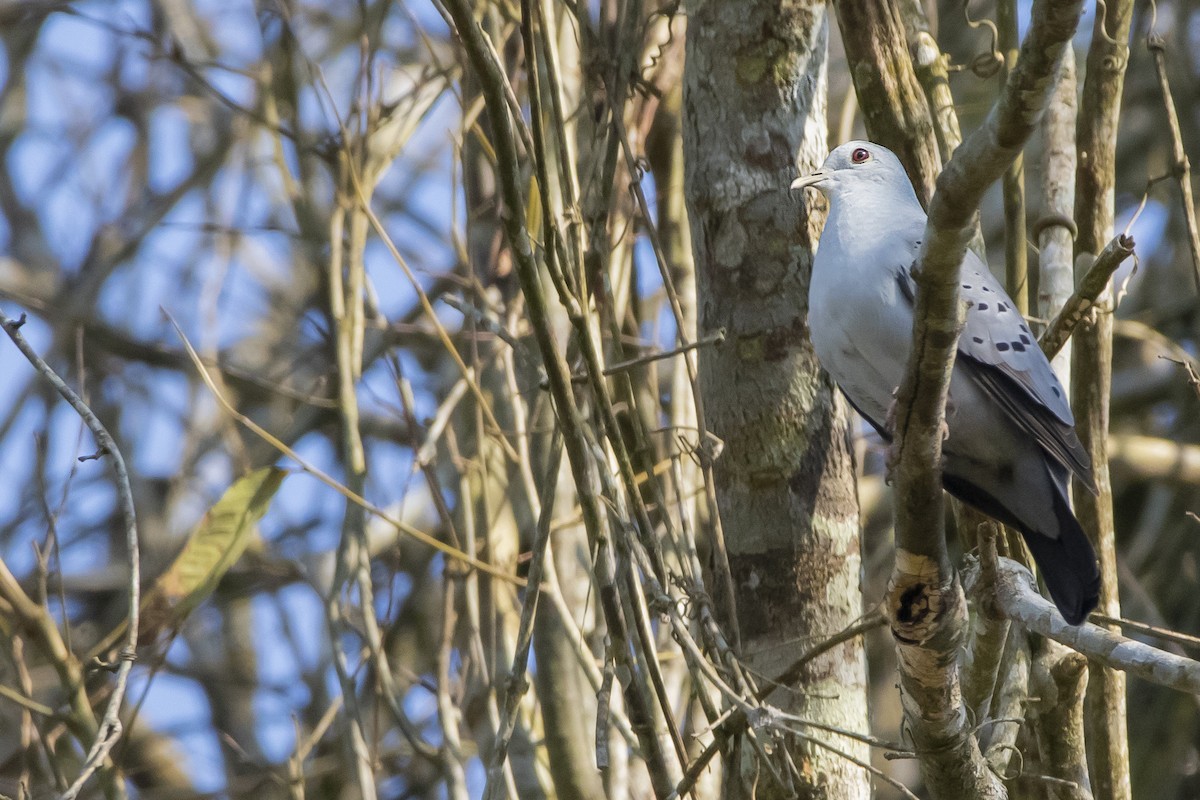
top-left (791, 140), bottom-right (1100, 625)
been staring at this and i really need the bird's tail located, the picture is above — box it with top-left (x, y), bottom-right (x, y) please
top-left (1018, 466), bottom-right (1101, 625)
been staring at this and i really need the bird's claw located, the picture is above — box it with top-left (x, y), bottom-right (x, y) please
top-left (883, 397), bottom-right (951, 486)
top-left (884, 386), bottom-right (900, 436)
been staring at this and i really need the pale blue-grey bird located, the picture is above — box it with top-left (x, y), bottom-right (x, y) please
top-left (792, 140), bottom-right (1100, 625)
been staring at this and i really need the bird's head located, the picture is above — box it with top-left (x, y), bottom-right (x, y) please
top-left (790, 141), bottom-right (919, 212)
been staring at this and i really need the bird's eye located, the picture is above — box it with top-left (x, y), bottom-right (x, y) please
top-left (851, 147), bottom-right (871, 164)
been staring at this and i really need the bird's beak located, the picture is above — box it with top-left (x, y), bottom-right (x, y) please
top-left (790, 171), bottom-right (828, 192)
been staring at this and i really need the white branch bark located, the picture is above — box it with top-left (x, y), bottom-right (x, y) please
top-left (995, 557), bottom-right (1200, 695)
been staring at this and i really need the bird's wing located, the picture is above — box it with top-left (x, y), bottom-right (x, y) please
top-left (896, 253), bottom-right (1096, 492)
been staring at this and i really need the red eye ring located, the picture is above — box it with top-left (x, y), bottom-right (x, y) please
top-left (851, 147), bottom-right (871, 164)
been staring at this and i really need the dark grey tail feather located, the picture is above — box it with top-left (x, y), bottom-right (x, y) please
top-left (1018, 505), bottom-right (1100, 625)
top-left (942, 466), bottom-right (1100, 625)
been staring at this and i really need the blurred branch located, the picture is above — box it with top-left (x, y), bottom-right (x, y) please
top-left (169, 315), bottom-right (521, 583)
top-left (325, 138), bottom-right (379, 798)
top-left (1108, 434), bottom-right (1200, 484)
top-left (0, 311), bottom-right (141, 800)
top-left (998, 0), bottom-right (1029, 315)
top-left (1038, 53), bottom-right (1078, 377)
top-left (1146, 32), bottom-right (1200, 292)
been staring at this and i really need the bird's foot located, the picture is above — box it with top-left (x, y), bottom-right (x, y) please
top-left (882, 399), bottom-right (951, 485)
top-left (886, 388), bottom-right (955, 438)
top-left (884, 386), bottom-right (900, 436)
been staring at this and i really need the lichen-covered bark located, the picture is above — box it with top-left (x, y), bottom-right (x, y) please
top-left (1032, 645), bottom-right (1093, 800)
top-left (682, 2), bottom-right (870, 798)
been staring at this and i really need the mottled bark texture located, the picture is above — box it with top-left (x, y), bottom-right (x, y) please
top-left (1074, 0), bottom-right (1134, 795)
top-left (1031, 644), bottom-right (1092, 800)
top-left (683, 2), bottom-right (870, 798)
top-left (833, 0), bottom-right (941, 203)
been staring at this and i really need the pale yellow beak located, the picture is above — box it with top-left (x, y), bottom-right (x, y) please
top-left (790, 171), bottom-right (828, 192)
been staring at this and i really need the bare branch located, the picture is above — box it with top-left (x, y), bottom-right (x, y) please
top-left (995, 558), bottom-right (1200, 696)
top-left (441, 1), bottom-right (684, 792)
top-left (886, 0), bottom-right (1084, 795)
top-left (833, 0), bottom-right (941, 202)
top-left (1038, 234), bottom-right (1136, 359)
top-left (1073, 0), bottom-right (1135, 793)
top-left (1146, 33), bottom-right (1200, 292)
top-left (0, 311), bottom-right (141, 800)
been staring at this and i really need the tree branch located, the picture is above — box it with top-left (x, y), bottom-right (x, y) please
top-left (0, 311), bottom-right (141, 800)
top-left (441, 1), bottom-right (683, 793)
top-left (995, 558), bottom-right (1200, 695)
top-left (886, 0), bottom-right (1084, 796)
top-left (1029, 644), bottom-right (1092, 800)
top-left (833, 0), bottom-right (941, 203)
top-left (1147, 32), bottom-right (1200, 293)
top-left (1038, 233), bottom-right (1136, 359)
top-left (1073, 0), bottom-right (1135, 793)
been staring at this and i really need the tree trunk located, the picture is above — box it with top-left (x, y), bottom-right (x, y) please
top-left (683, 2), bottom-right (870, 797)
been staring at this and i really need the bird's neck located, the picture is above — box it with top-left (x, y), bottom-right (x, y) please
top-left (823, 187), bottom-right (926, 255)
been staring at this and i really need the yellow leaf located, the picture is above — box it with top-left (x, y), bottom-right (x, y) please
top-left (140, 467), bottom-right (286, 642)
top-left (526, 173), bottom-right (543, 247)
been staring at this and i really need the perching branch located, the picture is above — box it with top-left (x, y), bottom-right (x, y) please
top-left (994, 558), bottom-right (1200, 696)
top-left (886, 0), bottom-right (1083, 796)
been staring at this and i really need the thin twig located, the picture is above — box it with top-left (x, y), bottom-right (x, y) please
top-left (1146, 32), bottom-right (1200, 292)
top-left (1038, 233), bottom-right (1136, 359)
top-left (598, 329), bottom-right (725, 377)
top-left (166, 312), bottom-right (522, 584)
top-left (757, 612), bottom-right (886, 700)
top-left (440, 2), bottom-right (683, 791)
top-left (0, 311), bottom-right (141, 800)
top-left (483, 435), bottom-right (563, 798)
top-left (797, 733), bottom-right (921, 800)
top-left (1089, 613), bottom-right (1200, 652)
